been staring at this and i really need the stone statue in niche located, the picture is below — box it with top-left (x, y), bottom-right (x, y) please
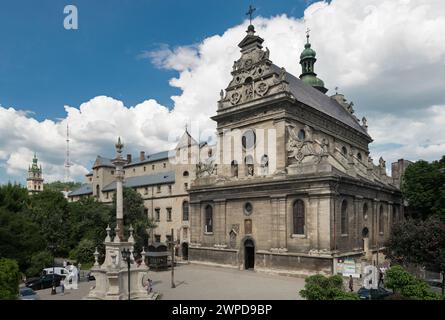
top-left (196, 159), bottom-right (216, 178)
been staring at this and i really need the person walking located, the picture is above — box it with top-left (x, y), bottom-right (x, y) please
top-left (378, 268), bottom-right (384, 287)
top-left (348, 275), bottom-right (354, 292)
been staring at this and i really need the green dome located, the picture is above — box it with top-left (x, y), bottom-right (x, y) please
top-left (300, 43), bottom-right (316, 59)
top-left (301, 75), bottom-right (324, 87)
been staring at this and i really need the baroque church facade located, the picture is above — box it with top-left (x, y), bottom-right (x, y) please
top-left (68, 23), bottom-right (410, 275)
top-left (187, 24), bottom-right (408, 275)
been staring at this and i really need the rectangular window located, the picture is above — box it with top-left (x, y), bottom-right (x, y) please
top-left (167, 208), bottom-right (172, 221)
top-left (152, 164), bottom-right (155, 170)
top-left (155, 208), bottom-right (160, 222)
top-left (184, 183), bottom-right (188, 190)
top-left (111, 170), bottom-right (114, 175)
top-left (163, 163), bottom-right (166, 168)
top-left (157, 185), bottom-right (161, 193)
top-left (155, 235), bottom-right (161, 242)
top-left (144, 187), bottom-right (148, 195)
top-left (144, 166), bottom-right (146, 172)
top-left (168, 185), bottom-right (172, 193)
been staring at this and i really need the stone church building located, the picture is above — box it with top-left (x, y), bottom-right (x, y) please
top-left (68, 22), bottom-right (410, 276)
top-left (187, 24), bottom-right (408, 276)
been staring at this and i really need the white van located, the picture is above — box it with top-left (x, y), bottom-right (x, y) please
top-left (43, 267), bottom-right (70, 277)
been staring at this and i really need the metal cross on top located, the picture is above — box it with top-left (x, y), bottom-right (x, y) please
top-left (306, 28), bottom-right (311, 42)
top-left (246, 5), bottom-right (256, 25)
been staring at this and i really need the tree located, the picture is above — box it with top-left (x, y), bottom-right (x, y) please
top-left (0, 183), bottom-right (29, 213)
top-left (401, 156), bottom-right (445, 220)
top-left (385, 217), bottom-right (445, 295)
top-left (111, 187), bottom-right (150, 253)
top-left (0, 258), bottom-right (20, 300)
top-left (27, 190), bottom-right (71, 256)
top-left (67, 197), bottom-right (111, 248)
top-left (26, 251), bottom-right (54, 277)
top-left (70, 239), bottom-right (95, 264)
top-left (299, 274), bottom-right (358, 300)
top-left (0, 208), bottom-right (46, 273)
top-left (385, 265), bottom-right (442, 300)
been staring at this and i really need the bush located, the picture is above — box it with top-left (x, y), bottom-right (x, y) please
top-left (73, 239), bottom-right (95, 264)
top-left (385, 265), bottom-right (442, 300)
top-left (26, 251), bottom-right (54, 277)
top-left (0, 258), bottom-right (20, 300)
top-left (300, 274), bottom-right (358, 300)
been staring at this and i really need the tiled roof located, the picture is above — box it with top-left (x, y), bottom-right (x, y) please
top-left (68, 184), bottom-right (93, 197)
top-left (270, 64), bottom-right (371, 139)
top-left (102, 171), bottom-right (175, 192)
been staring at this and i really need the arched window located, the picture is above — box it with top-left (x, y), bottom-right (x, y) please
top-left (357, 153), bottom-right (362, 161)
top-left (182, 201), bottom-right (189, 221)
top-left (342, 146), bottom-right (347, 156)
top-left (231, 160), bottom-right (238, 177)
top-left (261, 155), bottom-right (269, 175)
top-left (293, 200), bottom-right (305, 235)
top-left (183, 171), bottom-right (189, 177)
top-left (363, 203), bottom-right (368, 221)
top-left (341, 200), bottom-right (348, 234)
top-left (242, 130), bottom-right (256, 150)
top-left (96, 185), bottom-right (100, 197)
top-left (205, 205), bottom-right (213, 233)
top-left (379, 205), bottom-right (384, 233)
top-left (245, 155), bottom-right (254, 176)
top-left (298, 129), bottom-right (306, 140)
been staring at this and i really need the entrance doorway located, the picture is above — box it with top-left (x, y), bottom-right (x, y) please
top-left (182, 242), bottom-right (189, 260)
top-left (244, 239), bottom-right (255, 270)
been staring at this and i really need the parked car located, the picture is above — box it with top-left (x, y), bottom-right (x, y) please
top-left (25, 273), bottom-right (64, 290)
top-left (425, 279), bottom-right (443, 295)
top-left (357, 287), bottom-right (393, 300)
top-left (18, 287), bottom-right (40, 300)
top-left (43, 267), bottom-right (70, 277)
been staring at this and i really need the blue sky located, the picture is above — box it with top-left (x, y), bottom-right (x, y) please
top-left (0, 0), bottom-right (312, 121)
top-left (1, 0), bottom-right (444, 184)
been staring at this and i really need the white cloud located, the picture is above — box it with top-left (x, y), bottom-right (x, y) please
top-left (1, 0), bottom-right (445, 183)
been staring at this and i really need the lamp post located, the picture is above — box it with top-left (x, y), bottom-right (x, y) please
top-left (121, 248), bottom-right (131, 300)
top-left (48, 244), bottom-right (57, 295)
top-left (168, 228), bottom-right (176, 288)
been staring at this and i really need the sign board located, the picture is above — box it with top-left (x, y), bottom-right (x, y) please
top-left (337, 257), bottom-right (360, 278)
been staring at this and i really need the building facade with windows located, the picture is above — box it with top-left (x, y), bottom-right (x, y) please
top-left (68, 131), bottom-right (213, 259)
top-left (187, 24), bottom-right (407, 276)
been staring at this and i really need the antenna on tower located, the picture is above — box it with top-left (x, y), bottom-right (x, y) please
top-left (64, 122), bottom-right (72, 182)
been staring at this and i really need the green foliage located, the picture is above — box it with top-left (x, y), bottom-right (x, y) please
top-left (112, 187), bottom-right (151, 252)
top-left (300, 274), bottom-right (358, 300)
top-left (385, 217), bottom-right (445, 294)
top-left (28, 190), bottom-right (71, 256)
top-left (0, 208), bottom-right (46, 272)
top-left (0, 183), bottom-right (29, 212)
top-left (67, 197), bottom-right (111, 248)
top-left (44, 181), bottom-right (82, 193)
top-left (70, 239), bottom-right (95, 264)
top-left (401, 156), bottom-right (445, 220)
top-left (385, 265), bottom-right (442, 300)
top-left (0, 258), bottom-right (20, 300)
top-left (26, 251), bottom-right (54, 277)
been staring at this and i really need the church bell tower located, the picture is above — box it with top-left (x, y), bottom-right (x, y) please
top-left (27, 153), bottom-right (44, 195)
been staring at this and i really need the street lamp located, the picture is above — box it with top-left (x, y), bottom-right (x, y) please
top-left (48, 244), bottom-right (57, 295)
top-left (121, 248), bottom-right (132, 300)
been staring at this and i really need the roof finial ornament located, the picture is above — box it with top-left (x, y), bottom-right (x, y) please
top-left (335, 86), bottom-right (339, 94)
top-left (185, 123), bottom-right (188, 133)
top-left (246, 5), bottom-right (256, 26)
top-left (306, 27), bottom-right (311, 44)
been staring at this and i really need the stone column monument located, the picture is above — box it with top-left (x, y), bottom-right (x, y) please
top-left (85, 137), bottom-right (156, 300)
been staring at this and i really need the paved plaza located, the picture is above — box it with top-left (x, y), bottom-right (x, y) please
top-left (35, 263), bottom-right (306, 300)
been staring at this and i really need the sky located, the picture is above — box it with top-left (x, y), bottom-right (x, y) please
top-left (0, 0), bottom-right (444, 184)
